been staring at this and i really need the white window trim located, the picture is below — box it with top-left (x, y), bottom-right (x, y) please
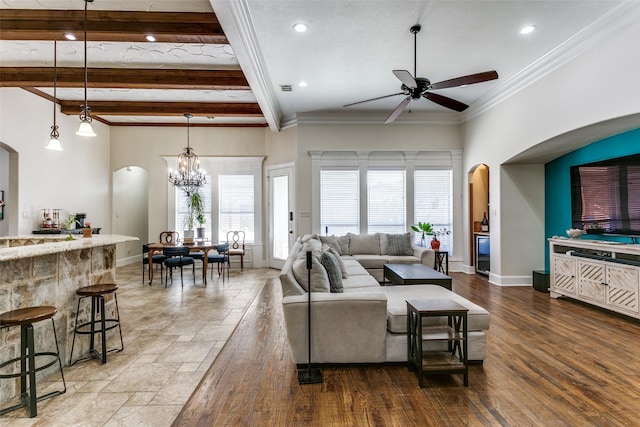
top-left (310, 150), bottom-right (462, 258)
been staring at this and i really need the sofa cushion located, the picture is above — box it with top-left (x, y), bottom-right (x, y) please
top-left (292, 257), bottom-right (330, 292)
top-left (320, 251), bottom-right (344, 293)
top-left (347, 233), bottom-right (380, 255)
top-left (322, 244), bottom-right (348, 278)
top-left (342, 259), bottom-right (370, 276)
top-left (319, 235), bottom-right (342, 255)
top-left (292, 237), bottom-right (330, 292)
top-left (352, 254), bottom-right (387, 270)
top-left (342, 273), bottom-right (380, 290)
top-left (386, 233), bottom-right (413, 256)
top-left (382, 285), bottom-right (491, 333)
top-left (337, 235), bottom-right (350, 255)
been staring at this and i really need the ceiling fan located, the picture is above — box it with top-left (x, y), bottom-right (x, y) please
top-left (344, 24), bottom-right (498, 124)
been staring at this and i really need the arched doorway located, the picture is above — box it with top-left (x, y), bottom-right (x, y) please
top-left (468, 164), bottom-right (489, 274)
top-left (112, 166), bottom-right (149, 265)
top-left (0, 142), bottom-right (19, 237)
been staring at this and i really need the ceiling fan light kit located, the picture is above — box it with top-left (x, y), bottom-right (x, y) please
top-left (344, 24), bottom-right (499, 123)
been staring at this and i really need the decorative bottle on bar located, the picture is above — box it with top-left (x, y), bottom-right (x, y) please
top-left (481, 212), bottom-right (489, 232)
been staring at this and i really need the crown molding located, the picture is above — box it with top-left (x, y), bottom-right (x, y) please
top-left (211, 0), bottom-right (282, 131)
top-left (464, 1), bottom-right (640, 121)
top-left (295, 111), bottom-right (460, 126)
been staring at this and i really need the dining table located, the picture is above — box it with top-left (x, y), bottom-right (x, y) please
top-left (147, 241), bottom-right (219, 286)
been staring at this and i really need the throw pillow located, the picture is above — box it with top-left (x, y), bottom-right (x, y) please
top-left (319, 235), bottom-right (342, 255)
top-left (322, 243), bottom-right (348, 278)
top-left (292, 256), bottom-right (330, 293)
top-left (386, 233), bottom-right (414, 256)
top-left (347, 233), bottom-right (381, 255)
top-left (319, 251), bottom-right (344, 293)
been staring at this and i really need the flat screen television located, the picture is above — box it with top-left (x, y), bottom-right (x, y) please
top-left (571, 153), bottom-right (640, 235)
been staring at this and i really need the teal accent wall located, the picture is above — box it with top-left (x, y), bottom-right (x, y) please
top-left (544, 127), bottom-right (640, 269)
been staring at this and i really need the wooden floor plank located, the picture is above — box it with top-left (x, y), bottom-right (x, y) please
top-left (173, 272), bottom-right (640, 427)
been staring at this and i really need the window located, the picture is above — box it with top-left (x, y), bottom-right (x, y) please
top-left (219, 174), bottom-right (255, 242)
top-left (175, 177), bottom-right (212, 240)
top-left (414, 169), bottom-right (453, 251)
top-left (320, 169), bottom-right (359, 235)
top-left (368, 169), bottom-right (405, 234)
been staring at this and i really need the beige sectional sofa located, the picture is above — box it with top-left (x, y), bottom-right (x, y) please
top-left (279, 233), bottom-right (490, 365)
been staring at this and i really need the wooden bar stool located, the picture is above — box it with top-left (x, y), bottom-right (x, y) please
top-left (69, 284), bottom-right (124, 365)
top-left (0, 306), bottom-right (67, 417)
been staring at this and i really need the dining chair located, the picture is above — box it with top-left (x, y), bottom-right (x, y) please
top-left (226, 230), bottom-right (246, 271)
top-left (207, 243), bottom-right (230, 282)
top-left (163, 246), bottom-right (195, 288)
top-left (159, 231), bottom-right (180, 244)
top-left (142, 243), bottom-right (166, 283)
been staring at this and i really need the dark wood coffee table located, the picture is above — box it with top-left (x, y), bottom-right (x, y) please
top-left (383, 264), bottom-right (452, 290)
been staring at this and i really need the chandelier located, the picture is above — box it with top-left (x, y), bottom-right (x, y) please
top-left (168, 113), bottom-right (206, 195)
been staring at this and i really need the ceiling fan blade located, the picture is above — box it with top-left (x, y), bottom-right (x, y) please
top-left (429, 70), bottom-right (498, 90)
top-left (343, 92), bottom-right (405, 108)
top-left (385, 96), bottom-right (412, 124)
top-left (393, 70), bottom-right (417, 88)
top-left (424, 92), bottom-right (469, 112)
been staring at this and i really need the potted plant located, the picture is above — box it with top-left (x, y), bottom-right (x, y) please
top-left (430, 228), bottom-right (450, 250)
top-left (183, 189), bottom-right (205, 242)
top-left (411, 221), bottom-right (433, 247)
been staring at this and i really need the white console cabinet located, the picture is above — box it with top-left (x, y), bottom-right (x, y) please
top-left (549, 238), bottom-right (640, 319)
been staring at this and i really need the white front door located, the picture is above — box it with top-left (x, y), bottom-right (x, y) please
top-left (268, 164), bottom-right (295, 269)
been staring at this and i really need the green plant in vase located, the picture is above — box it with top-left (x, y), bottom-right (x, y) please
top-left (411, 221), bottom-right (433, 247)
top-left (65, 214), bottom-right (75, 241)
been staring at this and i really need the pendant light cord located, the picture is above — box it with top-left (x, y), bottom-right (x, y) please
top-left (53, 40), bottom-right (57, 127)
top-left (83, 0), bottom-right (88, 112)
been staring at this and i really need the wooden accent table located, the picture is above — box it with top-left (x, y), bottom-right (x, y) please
top-left (406, 299), bottom-right (468, 387)
top-left (383, 263), bottom-right (452, 290)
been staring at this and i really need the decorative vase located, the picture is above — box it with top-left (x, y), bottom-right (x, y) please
top-left (183, 229), bottom-right (194, 243)
top-left (196, 227), bottom-right (205, 239)
top-left (430, 239), bottom-right (440, 250)
top-left (420, 235), bottom-right (426, 248)
top-left (82, 228), bottom-right (92, 238)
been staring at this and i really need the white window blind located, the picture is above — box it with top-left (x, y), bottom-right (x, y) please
top-left (368, 169), bottom-right (406, 234)
top-left (175, 177), bottom-right (212, 241)
top-left (414, 169), bottom-right (453, 251)
top-left (219, 174), bottom-right (255, 243)
top-left (321, 169), bottom-right (359, 235)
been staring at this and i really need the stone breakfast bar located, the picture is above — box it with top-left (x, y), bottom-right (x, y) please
top-left (0, 234), bottom-right (137, 405)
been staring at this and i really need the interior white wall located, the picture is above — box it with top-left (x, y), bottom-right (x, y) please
top-left (110, 125), bottom-right (266, 248)
top-left (0, 88), bottom-right (110, 236)
top-left (112, 166), bottom-right (148, 264)
top-left (462, 17), bottom-right (640, 284)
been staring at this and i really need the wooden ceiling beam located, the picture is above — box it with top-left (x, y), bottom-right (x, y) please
top-left (0, 10), bottom-right (227, 44)
top-left (59, 100), bottom-right (264, 117)
top-left (0, 67), bottom-right (250, 90)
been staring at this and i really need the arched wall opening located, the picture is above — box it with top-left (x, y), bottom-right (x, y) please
top-left (112, 166), bottom-right (149, 265)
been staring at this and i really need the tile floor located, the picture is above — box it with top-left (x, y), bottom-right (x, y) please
top-left (0, 262), bottom-right (277, 426)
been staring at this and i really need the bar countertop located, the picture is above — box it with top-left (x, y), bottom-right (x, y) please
top-left (0, 234), bottom-right (138, 261)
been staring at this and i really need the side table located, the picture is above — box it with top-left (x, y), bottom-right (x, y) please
top-left (434, 251), bottom-right (449, 275)
top-left (406, 299), bottom-right (468, 387)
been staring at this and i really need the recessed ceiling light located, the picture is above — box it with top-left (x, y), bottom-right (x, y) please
top-left (298, 81), bottom-right (308, 87)
top-left (293, 23), bottom-right (308, 33)
top-left (520, 25), bottom-right (536, 35)
top-left (64, 33), bottom-right (76, 40)
top-left (145, 35), bottom-right (156, 42)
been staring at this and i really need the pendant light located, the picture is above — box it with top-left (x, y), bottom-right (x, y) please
top-left (76, 0), bottom-right (96, 137)
top-left (46, 40), bottom-right (63, 151)
top-left (168, 113), bottom-right (207, 196)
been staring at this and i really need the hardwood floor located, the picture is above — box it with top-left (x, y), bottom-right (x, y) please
top-left (173, 273), bottom-right (640, 427)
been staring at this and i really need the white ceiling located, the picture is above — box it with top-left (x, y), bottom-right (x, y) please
top-left (1, 0), bottom-right (632, 129)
